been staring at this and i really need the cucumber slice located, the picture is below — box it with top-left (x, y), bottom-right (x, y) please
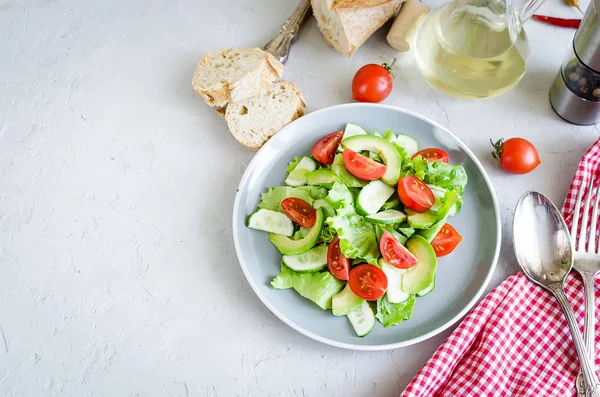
top-left (285, 168), bottom-right (309, 187)
top-left (282, 244), bottom-right (328, 272)
top-left (406, 209), bottom-right (437, 229)
top-left (417, 278), bottom-right (435, 297)
top-left (285, 157), bottom-right (316, 186)
top-left (365, 209), bottom-right (406, 224)
top-left (338, 123), bottom-right (368, 152)
top-left (428, 184), bottom-right (447, 212)
top-left (391, 230), bottom-right (407, 245)
top-left (345, 123), bottom-right (368, 138)
top-left (402, 235), bottom-right (438, 294)
top-left (342, 135), bottom-right (403, 185)
top-left (382, 196), bottom-right (400, 210)
top-left (332, 284), bottom-right (364, 316)
top-left (356, 180), bottom-right (395, 215)
top-left (313, 199), bottom-right (335, 219)
top-left (379, 259), bottom-right (410, 303)
top-left (398, 225), bottom-right (416, 238)
top-left (395, 134), bottom-right (419, 157)
top-left (293, 156), bottom-right (317, 172)
top-left (347, 301), bottom-right (376, 337)
top-left (269, 208), bottom-right (324, 255)
top-left (306, 169), bottom-right (338, 187)
top-left (374, 225), bottom-right (406, 245)
top-left (247, 209), bottom-right (294, 236)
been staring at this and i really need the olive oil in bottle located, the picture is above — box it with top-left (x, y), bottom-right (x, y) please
top-left (414, 4), bottom-right (530, 99)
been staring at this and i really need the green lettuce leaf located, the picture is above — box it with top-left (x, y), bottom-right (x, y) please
top-left (437, 188), bottom-right (461, 220)
top-left (423, 160), bottom-right (468, 194)
top-left (296, 186), bottom-right (328, 200)
top-left (324, 182), bottom-right (354, 210)
top-left (331, 154), bottom-right (367, 188)
top-left (402, 155), bottom-right (428, 180)
top-left (286, 157), bottom-right (303, 172)
top-left (258, 186), bottom-right (314, 212)
top-left (258, 186), bottom-right (327, 212)
top-left (271, 264), bottom-right (345, 310)
top-left (383, 129), bottom-right (397, 143)
top-left (295, 224), bottom-right (336, 244)
top-left (327, 212), bottom-right (380, 265)
top-left (401, 156), bottom-right (468, 194)
top-left (319, 223), bottom-right (336, 244)
top-left (375, 295), bottom-right (416, 327)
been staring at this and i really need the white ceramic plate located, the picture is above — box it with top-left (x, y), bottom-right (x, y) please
top-left (232, 103), bottom-right (501, 350)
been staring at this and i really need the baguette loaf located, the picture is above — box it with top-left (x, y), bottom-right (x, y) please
top-left (225, 81), bottom-right (306, 151)
top-left (312, 0), bottom-right (402, 56)
top-left (192, 48), bottom-right (284, 108)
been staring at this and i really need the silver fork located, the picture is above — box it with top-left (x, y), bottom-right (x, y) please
top-left (571, 176), bottom-right (600, 396)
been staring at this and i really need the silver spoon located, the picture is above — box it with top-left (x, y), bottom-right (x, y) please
top-left (513, 191), bottom-right (600, 397)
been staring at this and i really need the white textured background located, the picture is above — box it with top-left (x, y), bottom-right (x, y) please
top-left (1, 0), bottom-right (599, 396)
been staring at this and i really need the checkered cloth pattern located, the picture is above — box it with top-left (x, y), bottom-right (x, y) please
top-left (401, 138), bottom-right (600, 397)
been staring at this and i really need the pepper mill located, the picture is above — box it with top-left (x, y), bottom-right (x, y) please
top-left (550, 0), bottom-right (600, 125)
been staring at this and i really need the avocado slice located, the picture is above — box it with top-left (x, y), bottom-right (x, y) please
top-left (332, 284), bottom-right (364, 316)
top-left (269, 208), bottom-right (324, 255)
top-left (417, 277), bottom-right (435, 297)
top-left (342, 135), bottom-right (403, 185)
top-left (401, 235), bottom-right (438, 294)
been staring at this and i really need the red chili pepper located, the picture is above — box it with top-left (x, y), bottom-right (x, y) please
top-left (532, 14), bottom-right (581, 28)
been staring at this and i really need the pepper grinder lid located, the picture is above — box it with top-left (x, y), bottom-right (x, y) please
top-left (574, 0), bottom-right (600, 72)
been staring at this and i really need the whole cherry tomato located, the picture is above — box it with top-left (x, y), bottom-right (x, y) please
top-left (352, 59), bottom-right (395, 103)
top-left (491, 138), bottom-right (541, 174)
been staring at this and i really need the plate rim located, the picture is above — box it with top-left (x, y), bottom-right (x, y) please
top-left (232, 102), bottom-right (501, 351)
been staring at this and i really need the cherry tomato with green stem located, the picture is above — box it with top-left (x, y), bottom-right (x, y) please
top-left (352, 59), bottom-right (396, 103)
top-left (491, 138), bottom-right (541, 174)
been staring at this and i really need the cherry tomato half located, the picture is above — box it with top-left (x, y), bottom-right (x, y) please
top-left (311, 131), bottom-right (344, 165)
top-left (491, 137), bottom-right (540, 174)
top-left (348, 264), bottom-right (388, 300)
top-left (281, 197), bottom-right (316, 228)
top-left (327, 236), bottom-right (351, 280)
top-left (380, 231), bottom-right (418, 269)
top-left (352, 63), bottom-right (393, 103)
top-left (342, 149), bottom-right (387, 181)
top-left (397, 176), bottom-right (435, 212)
top-left (431, 224), bottom-right (463, 257)
top-left (412, 148), bottom-right (449, 163)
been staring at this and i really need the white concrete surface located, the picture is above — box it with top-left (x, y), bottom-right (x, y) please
top-left (1, 0), bottom-right (598, 396)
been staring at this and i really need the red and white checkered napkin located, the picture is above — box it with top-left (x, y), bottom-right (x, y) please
top-left (401, 139), bottom-right (600, 397)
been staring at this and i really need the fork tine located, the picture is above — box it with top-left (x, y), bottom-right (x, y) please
top-left (572, 178), bottom-right (586, 248)
top-left (579, 177), bottom-right (593, 252)
top-left (592, 176), bottom-right (600, 253)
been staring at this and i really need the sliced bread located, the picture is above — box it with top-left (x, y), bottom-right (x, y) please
top-left (192, 48), bottom-right (284, 108)
top-left (225, 81), bottom-right (306, 151)
top-left (312, 0), bottom-right (402, 56)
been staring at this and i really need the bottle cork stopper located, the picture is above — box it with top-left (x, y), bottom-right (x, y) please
top-left (386, 0), bottom-right (430, 52)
